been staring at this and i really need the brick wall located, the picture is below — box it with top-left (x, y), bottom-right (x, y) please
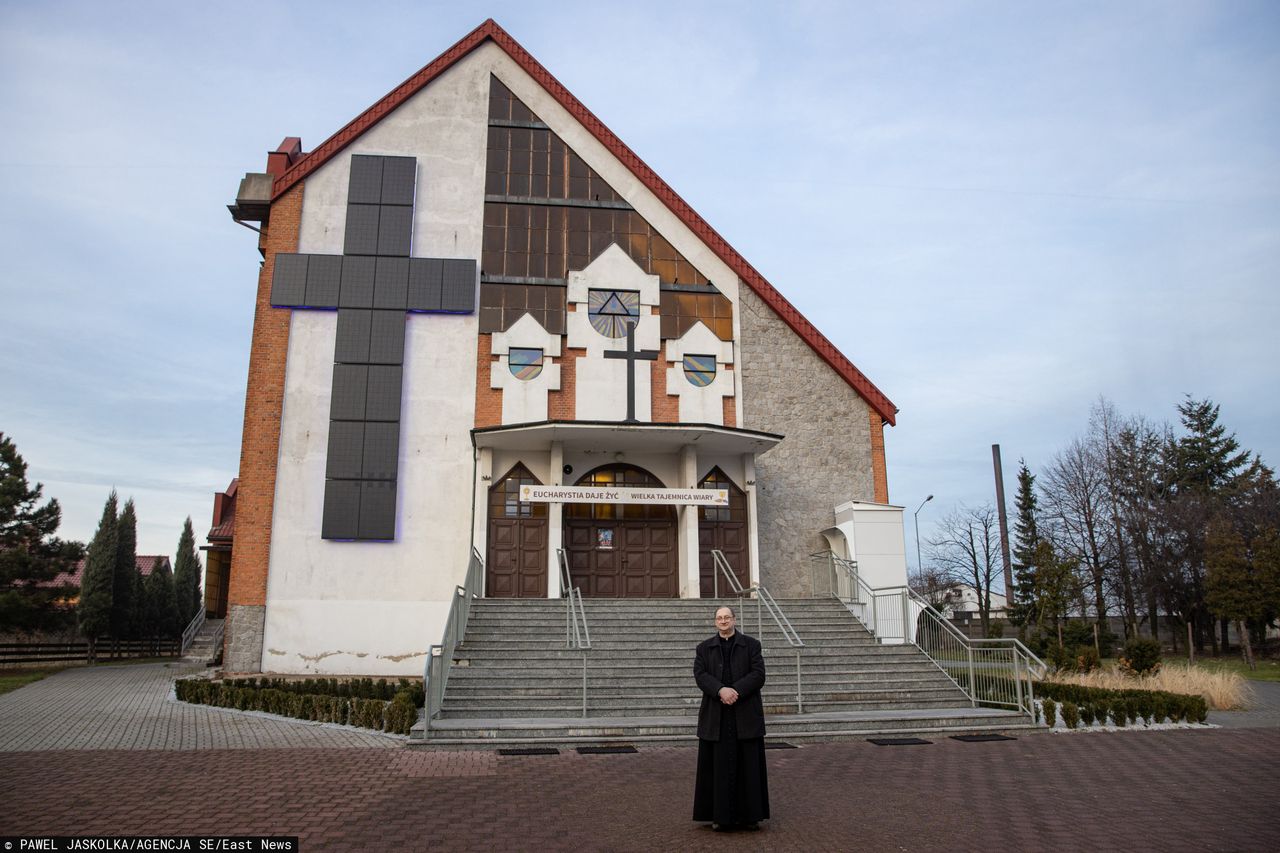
top-left (737, 282), bottom-right (879, 596)
top-left (869, 408), bottom-right (888, 503)
top-left (547, 347), bottom-right (583, 420)
top-left (224, 183), bottom-right (303, 671)
top-left (474, 334), bottom-right (502, 428)
top-left (650, 343), bottom-right (680, 423)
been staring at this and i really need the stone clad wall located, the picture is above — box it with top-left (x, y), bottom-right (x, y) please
top-left (737, 285), bottom-right (877, 595)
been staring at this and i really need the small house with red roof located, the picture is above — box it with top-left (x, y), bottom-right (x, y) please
top-left (223, 20), bottom-right (903, 675)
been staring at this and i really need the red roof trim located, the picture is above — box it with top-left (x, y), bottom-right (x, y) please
top-left (270, 20), bottom-right (898, 425)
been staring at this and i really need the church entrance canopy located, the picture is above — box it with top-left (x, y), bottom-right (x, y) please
top-left (472, 421), bottom-right (782, 599)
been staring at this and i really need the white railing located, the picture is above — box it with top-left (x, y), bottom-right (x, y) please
top-left (180, 608), bottom-right (206, 655)
top-left (423, 548), bottom-right (484, 730)
top-left (809, 551), bottom-right (1047, 719)
top-left (712, 549), bottom-right (805, 713)
top-left (557, 549), bottom-right (591, 717)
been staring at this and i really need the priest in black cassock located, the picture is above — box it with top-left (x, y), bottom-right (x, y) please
top-left (692, 605), bottom-right (770, 831)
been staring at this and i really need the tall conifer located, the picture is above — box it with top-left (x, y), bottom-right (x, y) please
top-left (77, 492), bottom-right (118, 660)
top-left (111, 499), bottom-right (138, 639)
top-left (172, 517), bottom-right (202, 627)
top-left (1007, 460), bottom-right (1040, 628)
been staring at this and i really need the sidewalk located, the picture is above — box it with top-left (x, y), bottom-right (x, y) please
top-left (2, 729), bottom-right (1276, 851)
top-left (1207, 679), bottom-right (1280, 729)
top-left (0, 661), bottom-right (401, 750)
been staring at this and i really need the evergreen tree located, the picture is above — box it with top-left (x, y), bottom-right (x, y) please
top-left (172, 517), bottom-right (203, 627)
top-left (143, 557), bottom-right (182, 640)
top-left (77, 492), bottom-right (118, 661)
top-left (0, 433), bottom-right (83, 632)
top-left (1172, 397), bottom-right (1251, 496)
top-left (1204, 516), bottom-right (1280, 670)
top-left (1006, 459), bottom-right (1040, 627)
top-left (111, 499), bottom-right (138, 640)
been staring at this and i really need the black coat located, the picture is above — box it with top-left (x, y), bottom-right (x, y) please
top-left (694, 631), bottom-right (766, 740)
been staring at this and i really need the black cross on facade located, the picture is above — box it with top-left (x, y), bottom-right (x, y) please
top-left (603, 322), bottom-right (659, 424)
top-left (270, 154), bottom-right (477, 541)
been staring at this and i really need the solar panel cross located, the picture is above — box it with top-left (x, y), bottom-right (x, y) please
top-left (603, 321), bottom-right (659, 424)
top-left (269, 154), bottom-right (478, 541)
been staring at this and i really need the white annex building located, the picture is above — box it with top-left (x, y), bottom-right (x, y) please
top-left (222, 20), bottom-right (905, 675)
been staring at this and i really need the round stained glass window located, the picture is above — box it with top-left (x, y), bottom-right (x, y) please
top-left (508, 348), bottom-right (544, 380)
top-left (682, 354), bottom-right (717, 387)
top-left (587, 289), bottom-right (639, 338)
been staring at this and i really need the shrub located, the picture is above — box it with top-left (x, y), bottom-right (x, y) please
top-left (1073, 646), bottom-right (1101, 673)
top-left (1062, 701), bottom-right (1079, 729)
top-left (1119, 637), bottom-right (1162, 677)
top-left (1079, 703), bottom-right (1096, 727)
top-left (1043, 698), bottom-right (1057, 728)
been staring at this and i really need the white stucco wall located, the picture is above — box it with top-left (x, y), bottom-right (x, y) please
top-left (263, 51), bottom-right (488, 675)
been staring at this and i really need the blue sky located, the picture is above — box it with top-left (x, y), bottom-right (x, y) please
top-left (2, 1), bottom-right (1277, 569)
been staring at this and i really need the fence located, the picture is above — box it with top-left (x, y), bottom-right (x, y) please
top-left (0, 638), bottom-right (180, 666)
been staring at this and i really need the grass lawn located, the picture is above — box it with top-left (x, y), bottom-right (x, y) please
top-left (0, 667), bottom-right (63, 696)
top-left (1191, 656), bottom-right (1280, 683)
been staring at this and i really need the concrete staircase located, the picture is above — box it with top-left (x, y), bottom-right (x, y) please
top-left (182, 618), bottom-right (224, 666)
top-left (411, 598), bottom-right (1035, 748)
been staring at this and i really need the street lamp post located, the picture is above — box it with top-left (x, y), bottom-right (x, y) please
top-left (914, 494), bottom-right (934, 573)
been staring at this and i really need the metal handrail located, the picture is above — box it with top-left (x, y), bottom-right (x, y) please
top-left (810, 550), bottom-right (1044, 720)
top-left (180, 607), bottom-right (206, 655)
top-left (712, 550), bottom-right (805, 712)
top-left (423, 548), bottom-right (484, 729)
top-left (556, 548), bottom-right (591, 717)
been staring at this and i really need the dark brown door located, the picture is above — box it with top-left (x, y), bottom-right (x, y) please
top-left (487, 464), bottom-right (548, 597)
top-left (564, 464), bottom-right (678, 598)
top-left (698, 468), bottom-right (750, 596)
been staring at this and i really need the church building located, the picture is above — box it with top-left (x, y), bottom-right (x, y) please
top-left (224, 20), bottom-right (900, 675)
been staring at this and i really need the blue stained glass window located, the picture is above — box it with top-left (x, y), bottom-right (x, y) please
top-left (587, 289), bottom-right (639, 338)
top-left (508, 348), bottom-right (544, 380)
top-left (682, 354), bottom-right (717, 387)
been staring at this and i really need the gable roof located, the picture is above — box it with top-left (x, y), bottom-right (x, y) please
top-left (269, 19), bottom-right (897, 425)
top-left (45, 555), bottom-right (172, 589)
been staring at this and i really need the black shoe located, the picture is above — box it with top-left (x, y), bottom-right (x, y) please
top-left (741, 822), bottom-right (760, 831)
top-left (711, 823), bottom-right (729, 832)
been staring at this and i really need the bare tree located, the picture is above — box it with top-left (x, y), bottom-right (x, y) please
top-left (1042, 436), bottom-right (1113, 632)
top-left (926, 504), bottom-right (1002, 637)
top-left (909, 564), bottom-right (960, 613)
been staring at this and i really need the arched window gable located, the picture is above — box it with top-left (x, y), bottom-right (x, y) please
top-left (489, 462), bottom-right (547, 518)
top-left (566, 463), bottom-right (674, 520)
top-left (698, 466), bottom-right (746, 523)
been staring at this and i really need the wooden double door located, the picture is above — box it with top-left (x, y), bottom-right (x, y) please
top-left (698, 468), bottom-right (750, 596)
top-left (564, 518), bottom-right (678, 598)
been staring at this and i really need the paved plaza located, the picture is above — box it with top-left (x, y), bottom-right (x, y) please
top-left (1, 663), bottom-right (1278, 851)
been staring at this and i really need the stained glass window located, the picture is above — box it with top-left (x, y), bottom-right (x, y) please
top-left (587, 289), bottom-right (639, 338)
top-left (682, 354), bottom-right (717, 387)
top-left (488, 463), bottom-right (547, 519)
top-left (508, 348), bottom-right (544, 381)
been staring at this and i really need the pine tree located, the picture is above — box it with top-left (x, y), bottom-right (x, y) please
top-left (77, 492), bottom-right (118, 661)
top-left (1173, 397), bottom-right (1251, 496)
top-left (0, 433), bottom-right (83, 632)
top-left (172, 517), bottom-right (203, 627)
top-left (111, 499), bottom-right (138, 640)
top-left (1006, 459), bottom-right (1040, 628)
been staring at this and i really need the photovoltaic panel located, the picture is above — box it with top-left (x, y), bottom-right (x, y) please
top-left (361, 422), bottom-right (400, 481)
top-left (364, 365), bottom-right (403, 421)
top-left (407, 258), bottom-right (443, 311)
top-left (270, 254), bottom-right (308, 307)
top-left (334, 309), bottom-right (372, 364)
top-left (358, 480), bottom-right (397, 540)
top-left (322, 480), bottom-right (362, 540)
top-left (373, 257), bottom-right (409, 310)
top-left (347, 155), bottom-right (384, 205)
top-left (377, 205), bottom-right (413, 257)
top-left (329, 364), bottom-right (369, 421)
top-left (325, 421), bottom-right (366, 480)
top-left (344, 204), bottom-right (381, 255)
top-left (368, 310), bottom-right (407, 365)
top-left (339, 257), bottom-right (376, 308)
top-left (440, 259), bottom-right (477, 312)
top-left (380, 157), bottom-right (417, 206)
top-left (305, 255), bottom-right (343, 307)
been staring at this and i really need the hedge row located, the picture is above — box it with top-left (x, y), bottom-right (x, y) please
top-left (175, 679), bottom-right (420, 735)
top-left (1036, 681), bottom-right (1207, 728)
top-left (221, 676), bottom-right (424, 705)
